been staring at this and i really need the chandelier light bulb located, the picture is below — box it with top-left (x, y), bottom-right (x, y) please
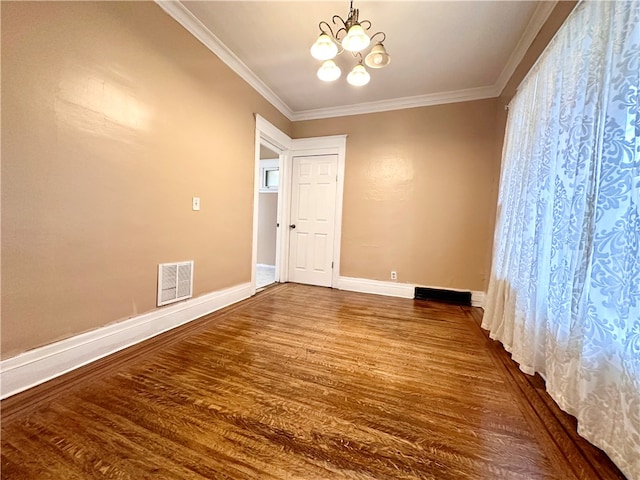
top-left (311, 2), bottom-right (387, 86)
top-left (310, 34), bottom-right (338, 61)
top-left (365, 43), bottom-right (391, 69)
top-left (347, 63), bottom-right (370, 86)
top-left (341, 24), bottom-right (370, 52)
top-left (317, 60), bottom-right (342, 82)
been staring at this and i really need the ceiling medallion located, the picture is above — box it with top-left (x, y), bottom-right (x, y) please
top-left (310, 1), bottom-right (390, 86)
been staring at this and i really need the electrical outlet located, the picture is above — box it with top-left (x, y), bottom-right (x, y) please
top-left (391, 271), bottom-right (397, 281)
top-left (192, 197), bottom-right (200, 211)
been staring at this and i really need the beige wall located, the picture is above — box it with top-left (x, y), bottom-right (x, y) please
top-left (290, 4), bottom-right (576, 295)
top-left (1, 1), bottom-right (291, 358)
top-left (293, 99), bottom-right (500, 291)
top-left (257, 193), bottom-right (278, 265)
top-left (1, 1), bottom-right (575, 360)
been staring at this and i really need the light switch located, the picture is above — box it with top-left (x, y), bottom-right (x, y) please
top-left (192, 197), bottom-right (200, 211)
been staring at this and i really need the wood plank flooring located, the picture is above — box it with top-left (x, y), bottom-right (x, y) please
top-left (1, 283), bottom-right (627, 479)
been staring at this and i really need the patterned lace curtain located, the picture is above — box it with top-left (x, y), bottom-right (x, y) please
top-left (482, 1), bottom-right (640, 478)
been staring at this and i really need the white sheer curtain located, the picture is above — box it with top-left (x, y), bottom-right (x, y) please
top-left (483, 1), bottom-right (640, 478)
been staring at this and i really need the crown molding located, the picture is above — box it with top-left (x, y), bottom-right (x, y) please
top-left (155, 0), bottom-right (295, 121)
top-left (291, 85), bottom-right (500, 121)
top-left (157, 0), bottom-right (555, 122)
top-left (494, 1), bottom-right (558, 96)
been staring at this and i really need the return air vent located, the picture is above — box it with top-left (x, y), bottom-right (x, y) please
top-left (414, 287), bottom-right (471, 306)
top-left (157, 261), bottom-right (193, 306)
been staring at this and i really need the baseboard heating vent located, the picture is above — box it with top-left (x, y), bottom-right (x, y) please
top-left (158, 261), bottom-right (194, 306)
top-left (414, 287), bottom-right (471, 306)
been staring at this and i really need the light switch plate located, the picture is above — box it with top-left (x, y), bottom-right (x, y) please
top-left (192, 197), bottom-right (200, 211)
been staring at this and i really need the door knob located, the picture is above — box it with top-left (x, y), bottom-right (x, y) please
top-left (289, 224), bottom-right (296, 229)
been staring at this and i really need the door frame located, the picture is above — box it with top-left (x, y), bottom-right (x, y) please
top-left (252, 115), bottom-right (290, 295)
top-left (252, 115), bottom-right (346, 293)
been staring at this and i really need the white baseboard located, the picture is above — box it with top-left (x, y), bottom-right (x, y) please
top-left (337, 276), bottom-right (485, 307)
top-left (471, 291), bottom-right (485, 308)
top-left (337, 276), bottom-right (415, 299)
top-left (0, 282), bottom-right (252, 400)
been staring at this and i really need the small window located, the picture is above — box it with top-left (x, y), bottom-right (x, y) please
top-left (265, 168), bottom-right (279, 189)
top-left (260, 159), bottom-right (279, 192)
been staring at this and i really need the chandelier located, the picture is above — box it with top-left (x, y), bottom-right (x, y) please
top-left (310, 1), bottom-right (390, 86)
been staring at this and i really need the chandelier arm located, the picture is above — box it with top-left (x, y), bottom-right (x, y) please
top-left (359, 20), bottom-right (372, 31)
top-left (334, 26), bottom-right (348, 43)
top-left (369, 31), bottom-right (387, 43)
top-left (318, 21), bottom-right (336, 38)
top-left (313, 2), bottom-right (388, 83)
top-left (332, 15), bottom-right (348, 30)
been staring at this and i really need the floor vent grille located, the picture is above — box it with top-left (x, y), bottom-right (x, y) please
top-left (158, 261), bottom-right (194, 306)
top-left (414, 287), bottom-right (471, 306)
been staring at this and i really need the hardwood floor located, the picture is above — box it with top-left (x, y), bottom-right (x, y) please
top-left (1, 283), bottom-right (627, 479)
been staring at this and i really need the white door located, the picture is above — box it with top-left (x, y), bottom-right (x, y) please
top-left (288, 155), bottom-right (338, 287)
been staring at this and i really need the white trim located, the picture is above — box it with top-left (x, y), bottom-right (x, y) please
top-left (252, 124), bottom-right (262, 294)
top-left (253, 115), bottom-right (292, 294)
top-left (291, 135), bottom-right (348, 152)
top-left (291, 86), bottom-right (499, 121)
top-left (276, 149), bottom-right (292, 284)
top-left (155, 0), bottom-right (294, 120)
top-left (157, 1), bottom-right (558, 122)
top-left (494, 1), bottom-right (558, 95)
top-left (337, 276), bottom-right (486, 307)
top-left (255, 115), bottom-right (292, 150)
top-left (337, 277), bottom-right (415, 299)
top-left (0, 283), bottom-right (252, 400)
top-left (471, 291), bottom-right (485, 308)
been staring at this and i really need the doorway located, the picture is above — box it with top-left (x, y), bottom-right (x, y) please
top-left (252, 115), bottom-right (346, 294)
top-left (256, 144), bottom-right (279, 289)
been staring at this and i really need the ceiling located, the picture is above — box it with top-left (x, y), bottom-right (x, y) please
top-left (159, 1), bottom-right (556, 120)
